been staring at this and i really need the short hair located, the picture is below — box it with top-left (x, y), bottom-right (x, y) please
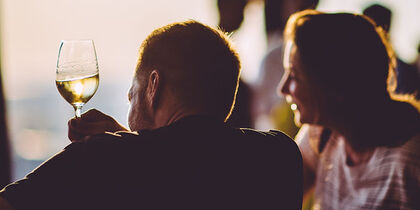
top-left (363, 4), bottom-right (392, 33)
top-left (284, 10), bottom-right (396, 102)
top-left (136, 20), bottom-right (241, 121)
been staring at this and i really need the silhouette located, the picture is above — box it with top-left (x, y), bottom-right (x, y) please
top-left (253, 0), bottom-right (318, 137)
top-left (217, 0), bottom-right (253, 128)
top-left (216, 0), bottom-right (319, 132)
top-left (0, 32), bottom-right (11, 189)
top-left (363, 4), bottom-right (420, 100)
top-left (0, 56), bottom-right (11, 189)
top-left (280, 10), bottom-right (420, 209)
top-left (0, 20), bottom-right (303, 210)
top-left (413, 42), bottom-right (420, 91)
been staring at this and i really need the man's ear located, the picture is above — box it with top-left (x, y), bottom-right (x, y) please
top-left (146, 70), bottom-right (160, 108)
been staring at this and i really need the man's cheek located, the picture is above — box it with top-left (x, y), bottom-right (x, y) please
top-left (127, 104), bottom-right (134, 129)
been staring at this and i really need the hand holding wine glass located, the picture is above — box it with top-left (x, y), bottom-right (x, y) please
top-left (56, 40), bottom-right (99, 118)
top-left (67, 109), bottom-right (129, 142)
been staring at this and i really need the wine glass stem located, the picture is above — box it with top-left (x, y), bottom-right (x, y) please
top-left (74, 106), bottom-right (82, 118)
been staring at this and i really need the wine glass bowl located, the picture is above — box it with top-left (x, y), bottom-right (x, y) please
top-left (56, 40), bottom-right (99, 118)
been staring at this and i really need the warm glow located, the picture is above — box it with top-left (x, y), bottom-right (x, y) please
top-left (291, 104), bottom-right (297, 111)
top-left (74, 82), bottom-right (83, 95)
top-left (283, 41), bottom-right (293, 70)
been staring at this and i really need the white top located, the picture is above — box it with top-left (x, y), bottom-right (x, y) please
top-left (298, 125), bottom-right (420, 210)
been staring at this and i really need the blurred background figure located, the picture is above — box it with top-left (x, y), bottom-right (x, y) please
top-left (217, 0), bottom-right (253, 128)
top-left (217, 0), bottom-right (248, 33)
top-left (0, 21), bottom-right (11, 188)
top-left (363, 4), bottom-right (420, 101)
top-left (217, 0), bottom-right (319, 135)
top-left (415, 43), bottom-right (420, 83)
top-left (264, 0), bottom-right (319, 48)
top-left (0, 66), bottom-right (11, 189)
top-left (253, 0), bottom-right (318, 137)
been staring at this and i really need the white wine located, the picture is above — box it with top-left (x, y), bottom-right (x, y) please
top-left (56, 73), bottom-right (99, 107)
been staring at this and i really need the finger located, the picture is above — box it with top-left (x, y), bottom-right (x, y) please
top-left (69, 114), bottom-right (106, 134)
top-left (70, 120), bottom-right (111, 136)
top-left (68, 118), bottom-right (82, 131)
top-left (77, 113), bottom-right (126, 132)
top-left (81, 109), bottom-right (109, 121)
top-left (68, 119), bottom-right (83, 142)
top-left (68, 125), bottom-right (85, 142)
top-left (68, 118), bottom-right (96, 141)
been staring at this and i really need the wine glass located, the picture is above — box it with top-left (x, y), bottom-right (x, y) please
top-left (56, 40), bottom-right (99, 118)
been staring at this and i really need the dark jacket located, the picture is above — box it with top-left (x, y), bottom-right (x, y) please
top-left (1, 115), bottom-right (303, 210)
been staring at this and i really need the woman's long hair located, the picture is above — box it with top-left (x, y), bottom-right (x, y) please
top-left (283, 10), bottom-right (401, 117)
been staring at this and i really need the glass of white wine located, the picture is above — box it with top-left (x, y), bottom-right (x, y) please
top-left (56, 40), bottom-right (99, 118)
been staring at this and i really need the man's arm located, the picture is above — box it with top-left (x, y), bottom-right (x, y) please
top-left (0, 196), bottom-right (13, 210)
top-left (0, 142), bottom-right (90, 210)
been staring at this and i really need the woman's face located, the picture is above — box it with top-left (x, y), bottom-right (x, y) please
top-left (278, 41), bottom-right (325, 126)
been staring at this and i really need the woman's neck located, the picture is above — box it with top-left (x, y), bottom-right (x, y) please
top-left (343, 139), bottom-right (374, 166)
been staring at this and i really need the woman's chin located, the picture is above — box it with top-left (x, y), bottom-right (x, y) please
top-left (293, 111), bottom-right (303, 127)
top-left (294, 110), bottom-right (318, 126)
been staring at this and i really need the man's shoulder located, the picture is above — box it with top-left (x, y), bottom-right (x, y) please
top-left (237, 128), bottom-right (301, 156)
top-left (65, 131), bottom-right (142, 152)
top-left (68, 124), bottom-right (300, 157)
top-left (238, 128), bottom-right (295, 144)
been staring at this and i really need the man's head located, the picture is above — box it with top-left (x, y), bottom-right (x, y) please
top-left (128, 20), bottom-right (241, 131)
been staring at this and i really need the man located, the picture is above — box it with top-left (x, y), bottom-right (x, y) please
top-left (0, 21), bottom-right (302, 210)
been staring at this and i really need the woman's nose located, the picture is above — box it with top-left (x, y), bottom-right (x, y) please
top-left (277, 76), bottom-right (289, 97)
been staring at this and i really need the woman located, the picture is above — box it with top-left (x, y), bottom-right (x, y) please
top-left (279, 10), bottom-right (420, 209)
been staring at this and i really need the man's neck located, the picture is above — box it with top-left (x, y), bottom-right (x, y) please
top-left (153, 102), bottom-right (205, 129)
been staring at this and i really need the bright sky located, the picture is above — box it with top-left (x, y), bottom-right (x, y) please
top-left (2, 0), bottom-right (419, 101)
top-left (1, 0), bottom-right (218, 100)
